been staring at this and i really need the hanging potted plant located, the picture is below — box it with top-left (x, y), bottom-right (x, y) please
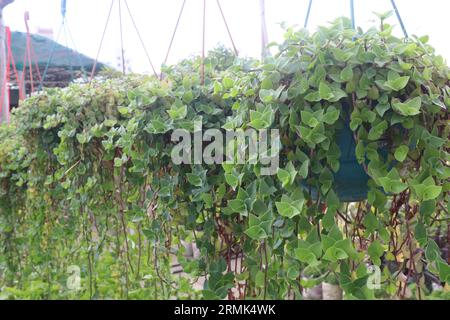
top-left (223, 15), bottom-right (449, 298)
top-left (234, 16), bottom-right (449, 204)
top-left (0, 15), bottom-right (448, 300)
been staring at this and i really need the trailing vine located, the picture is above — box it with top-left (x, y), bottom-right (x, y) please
top-left (0, 17), bottom-right (448, 300)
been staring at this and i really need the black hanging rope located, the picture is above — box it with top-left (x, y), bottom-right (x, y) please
top-left (216, 0), bottom-right (238, 56)
top-left (201, 0), bottom-right (206, 85)
top-left (90, 0), bottom-right (115, 81)
top-left (118, 0), bottom-right (126, 74)
top-left (390, 0), bottom-right (408, 38)
top-left (163, 0), bottom-right (187, 67)
top-left (64, 17), bottom-right (88, 78)
top-left (123, 0), bottom-right (158, 77)
top-left (304, 0), bottom-right (313, 28)
top-left (39, 24), bottom-right (63, 90)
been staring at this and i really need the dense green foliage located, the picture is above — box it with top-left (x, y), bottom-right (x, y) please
top-left (0, 17), bottom-right (449, 300)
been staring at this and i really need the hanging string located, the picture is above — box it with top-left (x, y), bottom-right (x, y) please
top-left (390, 0), bottom-right (408, 38)
top-left (216, 0), bottom-right (238, 56)
top-left (61, 0), bottom-right (86, 80)
top-left (304, 0), bottom-right (313, 28)
top-left (123, 0), bottom-right (158, 77)
top-left (30, 42), bottom-right (43, 85)
top-left (64, 17), bottom-right (88, 79)
top-left (90, 0), bottom-right (115, 82)
top-left (39, 23), bottom-right (63, 90)
top-left (163, 0), bottom-right (186, 68)
top-left (40, 1), bottom-right (84, 89)
top-left (201, 0), bottom-right (206, 85)
top-left (62, 17), bottom-right (74, 82)
top-left (259, 0), bottom-right (269, 59)
top-left (118, 0), bottom-right (126, 74)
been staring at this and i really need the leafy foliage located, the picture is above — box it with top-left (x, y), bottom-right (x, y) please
top-left (0, 17), bottom-right (448, 300)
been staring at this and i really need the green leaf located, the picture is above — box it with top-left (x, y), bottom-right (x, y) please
top-left (355, 141), bottom-right (365, 163)
top-left (298, 160), bottom-right (309, 179)
top-left (374, 10), bottom-right (393, 21)
top-left (334, 239), bottom-right (357, 259)
top-left (277, 162), bottom-right (297, 187)
top-left (225, 173), bottom-right (239, 190)
top-left (326, 189), bottom-right (340, 211)
top-left (422, 185), bottom-right (442, 201)
top-left (368, 120), bottom-right (388, 140)
top-left (259, 87), bottom-right (283, 103)
top-left (322, 211), bottom-right (335, 230)
top-left (375, 103), bottom-right (390, 117)
top-left (255, 270), bottom-right (265, 287)
top-left (415, 222), bottom-right (427, 246)
top-left (309, 242), bottom-right (323, 259)
top-left (187, 174), bottom-right (203, 187)
top-left (277, 168), bottom-right (291, 188)
top-left (250, 110), bottom-right (271, 129)
top-left (340, 65), bottom-right (354, 82)
top-left (379, 169), bottom-right (408, 194)
top-left (332, 48), bottom-right (353, 62)
top-left (201, 193), bottom-right (213, 208)
top-left (301, 110), bottom-right (319, 128)
top-left (252, 199), bottom-right (268, 215)
top-left (329, 87), bottom-right (347, 102)
top-left (368, 240), bottom-right (384, 265)
top-left (437, 261), bottom-right (450, 283)
top-left (275, 201), bottom-right (300, 218)
top-left (392, 97), bottom-right (421, 116)
top-left (323, 106), bottom-right (340, 125)
top-left (222, 77), bottom-right (234, 89)
top-left (182, 90), bottom-right (194, 104)
top-left (213, 81), bottom-right (223, 94)
top-left (323, 246), bottom-right (348, 262)
top-left (412, 177), bottom-right (442, 201)
top-left (145, 118), bottom-right (173, 134)
top-left (363, 212), bottom-right (379, 233)
top-left (167, 104), bottom-right (187, 120)
top-left (295, 248), bottom-right (317, 264)
top-left (114, 157), bottom-right (123, 167)
top-left (319, 81), bottom-right (333, 100)
top-left (425, 240), bottom-right (441, 262)
top-left (229, 199), bottom-right (246, 213)
top-left (420, 200), bottom-right (435, 220)
top-left (304, 91), bottom-right (321, 102)
top-left (384, 76), bottom-right (410, 91)
top-left (249, 118), bottom-right (270, 130)
top-left (245, 225), bottom-right (267, 240)
top-left (414, 184), bottom-right (442, 202)
top-left (261, 78), bottom-right (273, 90)
top-left (394, 145), bottom-right (409, 162)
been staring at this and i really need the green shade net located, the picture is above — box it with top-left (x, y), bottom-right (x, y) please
top-left (9, 31), bottom-right (104, 72)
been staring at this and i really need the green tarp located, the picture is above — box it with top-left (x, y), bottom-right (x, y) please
top-left (10, 31), bottom-right (103, 72)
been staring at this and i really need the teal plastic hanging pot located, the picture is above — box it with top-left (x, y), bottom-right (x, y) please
top-left (304, 102), bottom-right (370, 202)
top-left (332, 120), bottom-right (370, 202)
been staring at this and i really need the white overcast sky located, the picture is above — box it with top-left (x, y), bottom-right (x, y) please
top-left (3, 0), bottom-right (450, 73)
